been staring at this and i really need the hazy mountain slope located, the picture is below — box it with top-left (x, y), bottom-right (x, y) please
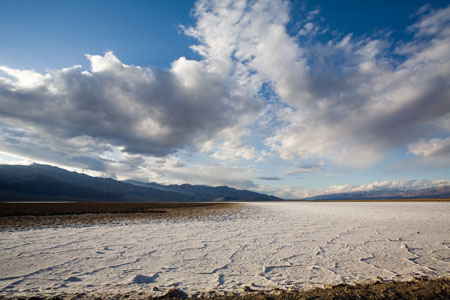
top-left (307, 186), bottom-right (450, 200)
top-left (165, 184), bottom-right (280, 201)
top-left (126, 180), bottom-right (280, 201)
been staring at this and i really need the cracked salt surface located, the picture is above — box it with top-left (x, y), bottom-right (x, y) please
top-left (1, 202), bottom-right (450, 295)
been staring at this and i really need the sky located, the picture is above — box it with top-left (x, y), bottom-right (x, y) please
top-left (1, 0), bottom-right (450, 198)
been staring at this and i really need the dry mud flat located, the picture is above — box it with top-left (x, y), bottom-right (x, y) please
top-left (1, 202), bottom-right (450, 299)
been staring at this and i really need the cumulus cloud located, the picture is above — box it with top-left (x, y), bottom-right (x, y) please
top-left (188, 1), bottom-right (450, 168)
top-left (408, 137), bottom-right (450, 158)
top-left (200, 127), bottom-right (258, 161)
top-left (0, 51), bottom-right (262, 159)
top-left (325, 179), bottom-right (450, 194)
top-left (268, 5), bottom-right (450, 167)
top-left (185, 0), bottom-right (295, 95)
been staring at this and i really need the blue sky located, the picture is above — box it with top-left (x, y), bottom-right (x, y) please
top-left (1, 0), bottom-right (449, 198)
top-left (0, 0), bottom-right (198, 70)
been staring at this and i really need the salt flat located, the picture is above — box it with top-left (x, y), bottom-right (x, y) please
top-left (0, 202), bottom-right (449, 296)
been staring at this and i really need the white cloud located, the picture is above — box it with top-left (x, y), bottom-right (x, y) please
top-left (285, 178), bottom-right (450, 199)
top-left (325, 179), bottom-right (450, 194)
top-left (188, 1), bottom-right (450, 169)
top-left (0, 66), bottom-right (47, 88)
top-left (186, 0), bottom-right (296, 94)
top-left (408, 137), bottom-right (450, 158)
top-left (161, 162), bottom-right (257, 189)
top-left (201, 127), bottom-right (258, 161)
top-left (0, 51), bottom-right (262, 159)
top-left (409, 5), bottom-right (450, 37)
top-left (269, 185), bottom-right (308, 199)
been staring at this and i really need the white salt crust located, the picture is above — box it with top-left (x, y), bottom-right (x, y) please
top-left (1, 202), bottom-right (449, 295)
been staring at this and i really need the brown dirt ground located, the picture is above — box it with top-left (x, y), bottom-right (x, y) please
top-left (0, 202), bottom-right (240, 229)
top-left (0, 277), bottom-right (449, 299)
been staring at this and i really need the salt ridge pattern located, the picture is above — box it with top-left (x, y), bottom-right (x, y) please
top-left (0, 202), bottom-right (449, 295)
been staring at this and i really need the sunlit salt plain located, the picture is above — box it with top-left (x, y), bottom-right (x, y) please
top-left (1, 202), bottom-right (450, 296)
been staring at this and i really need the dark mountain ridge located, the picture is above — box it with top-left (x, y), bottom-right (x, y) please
top-left (125, 180), bottom-right (276, 201)
top-left (0, 164), bottom-right (280, 202)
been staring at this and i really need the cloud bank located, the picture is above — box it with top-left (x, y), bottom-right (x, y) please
top-left (1, 0), bottom-right (449, 194)
top-left (325, 179), bottom-right (450, 194)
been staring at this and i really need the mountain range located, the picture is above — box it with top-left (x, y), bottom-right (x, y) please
top-left (0, 164), bottom-right (280, 202)
top-left (305, 185), bottom-right (450, 200)
top-left (1, 164), bottom-right (449, 202)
